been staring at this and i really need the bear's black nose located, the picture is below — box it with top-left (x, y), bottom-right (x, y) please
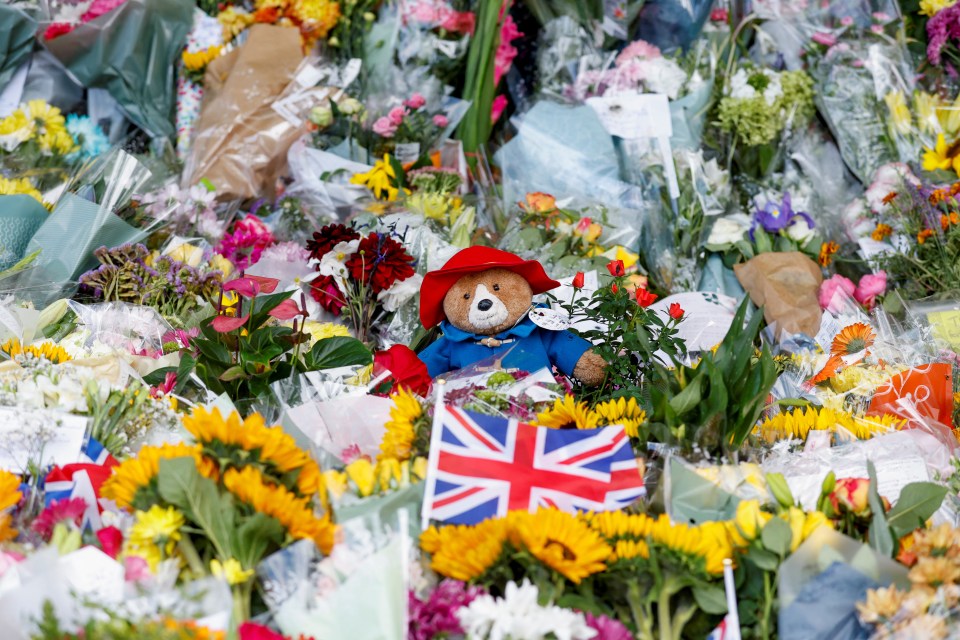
top-left (477, 299), bottom-right (493, 311)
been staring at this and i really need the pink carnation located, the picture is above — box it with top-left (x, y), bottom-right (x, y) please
top-left (432, 114), bottom-right (449, 128)
top-left (216, 214), bottom-right (276, 271)
top-left (854, 271), bottom-right (886, 310)
top-left (404, 93), bottom-right (426, 110)
top-left (819, 274), bottom-right (856, 313)
top-left (616, 39), bottom-right (662, 66)
top-left (388, 106), bottom-right (407, 126)
top-left (372, 116), bottom-right (398, 137)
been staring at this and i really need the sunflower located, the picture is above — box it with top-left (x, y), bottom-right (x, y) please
top-left (831, 323), bottom-right (876, 357)
top-left (379, 387), bottom-right (424, 461)
top-left (182, 46), bottom-right (223, 72)
top-left (507, 509), bottom-right (610, 583)
top-left (593, 397), bottom-right (647, 438)
top-left (1, 338), bottom-right (71, 364)
top-left (223, 466), bottom-right (336, 554)
top-left (102, 443), bottom-right (210, 510)
top-left (420, 517), bottom-right (509, 582)
top-left (536, 395), bottom-right (600, 430)
top-left (351, 154), bottom-right (402, 201)
top-left (611, 539), bottom-right (650, 562)
top-left (583, 510), bottom-right (656, 541)
top-left (0, 470), bottom-right (21, 513)
top-left (756, 406), bottom-right (904, 442)
top-left (0, 515), bottom-right (17, 543)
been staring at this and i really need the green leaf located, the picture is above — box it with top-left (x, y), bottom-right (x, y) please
top-left (143, 367), bottom-right (177, 386)
top-left (692, 584), bottom-right (729, 615)
top-left (886, 482), bottom-right (948, 539)
top-left (250, 290), bottom-right (295, 328)
top-left (747, 547), bottom-right (780, 571)
top-left (219, 365), bottom-right (247, 382)
top-left (231, 512), bottom-right (285, 569)
top-left (307, 336), bottom-right (372, 370)
top-left (195, 339), bottom-right (232, 365)
top-left (157, 457), bottom-right (235, 559)
top-left (668, 375), bottom-right (704, 415)
top-left (760, 516), bottom-right (793, 557)
top-left (867, 460), bottom-right (895, 558)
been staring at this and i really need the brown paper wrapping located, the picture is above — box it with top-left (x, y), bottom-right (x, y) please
top-left (182, 24), bottom-right (304, 200)
top-left (734, 252), bottom-right (824, 337)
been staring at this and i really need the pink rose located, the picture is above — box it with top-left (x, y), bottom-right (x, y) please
top-left (811, 32), bottom-right (837, 46)
top-left (387, 106), bottom-right (407, 126)
top-left (372, 116), bottom-right (398, 137)
top-left (432, 114), bottom-right (449, 128)
top-left (404, 93), bottom-right (426, 109)
top-left (819, 274), bottom-right (856, 313)
top-left (854, 271), bottom-right (887, 310)
top-left (491, 95), bottom-right (508, 124)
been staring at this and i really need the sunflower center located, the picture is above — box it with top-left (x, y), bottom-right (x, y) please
top-left (545, 538), bottom-right (577, 561)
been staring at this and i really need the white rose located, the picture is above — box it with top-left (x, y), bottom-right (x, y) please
top-left (707, 215), bottom-right (751, 246)
top-left (644, 58), bottom-right (687, 100)
top-left (785, 216), bottom-right (816, 243)
top-left (377, 273), bottom-right (423, 312)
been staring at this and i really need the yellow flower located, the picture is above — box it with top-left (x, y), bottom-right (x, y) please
top-left (909, 556), bottom-right (960, 587)
top-left (0, 177), bottom-right (43, 203)
top-left (182, 46), bottom-right (223, 72)
top-left (37, 125), bottom-right (75, 156)
top-left (755, 406), bottom-right (904, 443)
top-left (420, 518), bottom-right (509, 582)
top-left (920, 0), bottom-right (958, 16)
top-left (379, 388), bottom-right (423, 461)
top-left (0, 470), bottom-right (21, 513)
top-left (291, 0), bottom-right (341, 40)
top-left (223, 466), bottom-right (336, 554)
top-left (345, 459), bottom-right (376, 497)
top-left (801, 510), bottom-right (831, 541)
top-left (593, 397), bottom-right (646, 438)
top-left (166, 242), bottom-right (204, 268)
top-left (507, 509), bottom-right (610, 583)
top-left (217, 6), bottom-right (254, 42)
top-left (536, 395), bottom-right (600, 430)
top-left (884, 91), bottom-right (912, 136)
top-left (351, 154), bottom-right (403, 201)
top-left (412, 456), bottom-right (428, 480)
top-left (729, 499), bottom-right (771, 547)
top-left (611, 539), bottom-right (650, 562)
top-left (915, 91), bottom-right (941, 135)
top-left (923, 134), bottom-right (960, 176)
top-left (0, 514), bottom-right (17, 543)
top-left (0, 109), bottom-right (34, 149)
top-left (127, 505), bottom-right (184, 554)
top-left (377, 457), bottom-right (402, 490)
top-left (857, 586), bottom-right (905, 623)
top-left (1, 338), bottom-right (72, 364)
top-left (591, 245), bottom-right (640, 270)
top-left (940, 94), bottom-right (960, 138)
top-left (103, 443), bottom-right (210, 509)
top-left (322, 469), bottom-right (348, 500)
top-left (302, 321), bottom-right (350, 343)
top-left (912, 523), bottom-right (960, 558)
top-left (210, 558), bottom-right (254, 585)
top-left (208, 254), bottom-right (234, 277)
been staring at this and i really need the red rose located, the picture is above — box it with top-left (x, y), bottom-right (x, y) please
top-left (636, 288), bottom-right (658, 308)
top-left (606, 260), bottom-right (625, 277)
top-left (373, 345), bottom-right (431, 396)
top-left (96, 526), bottom-right (124, 559)
top-left (309, 275), bottom-right (346, 315)
top-left (668, 302), bottom-right (684, 319)
top-left (572, 272), bottom-right (585, 289)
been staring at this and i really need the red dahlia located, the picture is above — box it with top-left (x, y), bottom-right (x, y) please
top-left (345, 233), bottom-right (415, 294)
top-left (306, 224), bottom-right (361, 261)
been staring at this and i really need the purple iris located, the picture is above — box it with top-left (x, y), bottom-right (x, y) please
top-left (754, 192), bottom-right (815, 236)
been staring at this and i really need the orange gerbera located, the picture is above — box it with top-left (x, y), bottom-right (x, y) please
top-left (818, 241), bottom-right (840, 267)
top-left (809, 354), bottom-right (844, 385)
top-left (831, 323), bottom-right (876, 356)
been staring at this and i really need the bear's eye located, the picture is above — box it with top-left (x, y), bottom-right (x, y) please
top-left (493, 284), bottom-right (500, 291)
top-left (463, 293), bottom-right (470, 300)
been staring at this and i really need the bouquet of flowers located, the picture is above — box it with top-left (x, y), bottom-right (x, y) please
top-left (396, 0), bottom-right (475, 84)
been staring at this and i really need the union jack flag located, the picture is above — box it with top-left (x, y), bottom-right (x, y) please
top-left (422, 405), bottom-right (644, 525)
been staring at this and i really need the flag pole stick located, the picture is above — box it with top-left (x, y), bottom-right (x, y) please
top-left (723, 558), bottom-right (742, 640)
top-left (421, 379), bottom-right (446, 531)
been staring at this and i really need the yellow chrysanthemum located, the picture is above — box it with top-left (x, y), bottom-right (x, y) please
top-left (37, 125), bottom-right (75, 156)
top-left (0, 109), bottom-right (34, 147)
top-left (210, 558), bottom-right (255, 585)
top-left (378, 387), bottom-right (423, 461)
top-left (0, 177), bottom-right (42, 203)
top-left (217, 6), bottom-right (254, 42)
top-left (127, 505), bottom-right (184, 554)
top-left (182, 46), bottom-right (223, 72)
top-left (828, 363), bottom-right (899, 394)
top-left (507, 509), bottom-right (610, 583)
top-left (351, 154), bottom-right (403, 201)
top-left (756, 406), bottom-right (904, 443)
top-left (222, 466), bottom-right (335, 554)
top-left (1, 338), bottom-right (71, 364)
top-left (291, 0), bottom-right (341, 40)
top-left (0, 470), bottom-right (21, 513)
top-left (593, 397), bottom-right (647, 438)
top-left (183, 407), bottom-right (322, 498)
top-left (102, 443), bottom-right (210, 510)
top-left (420, 517), bottom-right (509, 582)
top-left (536, 395), bottom-right (600, 430)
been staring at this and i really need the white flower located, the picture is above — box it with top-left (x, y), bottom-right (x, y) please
top-left (785, 215), bottom-right (816, 243)
top-left (456, 580), bottom-right (597, 640)
top-left (707, 214), bottom-right (751, 246)
top-left (841, 198), bottom-right (874, 241)
top-left (728, 69), bottom-right (782, 105)
top-left (643, 58), bottom-right (687, 100)
top-left (728, 69), bottom-right (757, 100)
top-left (317, 240), bottom-right (360, 279)
top-left (865, 162), bottom-right (919, 212)
top-left (377, 273), bottom-right (423, 312)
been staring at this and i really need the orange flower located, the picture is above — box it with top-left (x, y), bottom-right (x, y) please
top-left (818, 241), bottom-right (840, 267)
top-left (831, 322), bottom-right (876, 357)
top-left (952, 212), bottom-right (960, 226)
top-left (881, 191), bottom-right (898, 205)
top-left (809, 354), bottom-right (844, 384)
top-left (942, 214), bottom-right (951, 231)
top-left (871, 223), bottom-right (893, 241)
top-left (519, 192), bottom-right (557, 214)
top-left (930, 189), bottom-right (948, 205)
top-left (918, 229), bottom-right (935, 244)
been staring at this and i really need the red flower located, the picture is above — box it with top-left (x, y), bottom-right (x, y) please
top-left (268, 298), bottom-right (305, 320)
top-left (611, 284), bottom-right (619, 294)
top-left (668, 303), bottom-right (684, 319)
top-left (212, 314), bottom-right (249, 333)
top-left (223, 277), bottom-right (261, 298)
top-left (606, 260), bottom-right (625, 277)
top-left (238, 622), bottom-right (284, 640)
top-left (373, 345), bottom-right (431, 396)
top-left (97, 526), bottom-right (124, 559)
top-left (306, 224), bottom-right (361, 261)
top-left (44, 23), bottom-right (74, 40)
top-left (309, 275), bottom-right (345, 315)
top-left (345, 233), bottom-right (416, 294)
top-left (636, 288), bottom-right (658, 308)
top-left (32, 498), bottom-right (87, 541)
top-left (572, 272), bottom-right (585, 289)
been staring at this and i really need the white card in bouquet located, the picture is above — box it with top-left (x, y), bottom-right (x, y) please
top-left (528, 307), bottom-right (571, 331)
top-left (0, 408), bottom-right (87, 473)
top-left (648, 292), bottom-right (738, 358)
top-left (586, 93), bottom-right (672, 140)
top-left (59, 547), bottom-right (125, 607)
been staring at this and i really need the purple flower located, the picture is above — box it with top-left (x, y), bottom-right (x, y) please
top-left (584, 612), bottom-right (633, 640)
top-left (927, 4), bottom-right (960, 66)
top-left (408, 580), bottom-right (484, 640)
top-left (754, 192), bottom-right (796, 233)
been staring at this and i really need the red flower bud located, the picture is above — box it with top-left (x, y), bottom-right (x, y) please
top-left (606, 260), bottom-right (625, 277)
top-left (572, 272), bottom-right (585, 289)
top-left (611, 284), bottom-right (619, 294)
top-left (668, 302), bottom-right (684, 319)
top-left (636, 288), bottom-right (658, 308)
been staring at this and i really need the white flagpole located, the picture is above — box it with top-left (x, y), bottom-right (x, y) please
top-left (420, 379), bottom-right (447, 531)
top-left (723, 558), bottom-right (742, 640)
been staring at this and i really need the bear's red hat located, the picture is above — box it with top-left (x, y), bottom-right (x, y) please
top-left (419, 246), bottom-right (560, 329)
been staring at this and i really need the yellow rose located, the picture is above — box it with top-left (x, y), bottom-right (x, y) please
top-left (732, 499), bottom-right (771, 546)
top-left (345, 459), bottom-right (376, 497)
top-left (784, 507), bottom-right (806, 552)
top-left (166, 242), bottom-right (204, 268)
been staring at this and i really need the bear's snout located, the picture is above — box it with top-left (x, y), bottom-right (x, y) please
top-left (467, 283), bottom-right (509, 331)
top-left (477, 299), bottom-right (493, 311)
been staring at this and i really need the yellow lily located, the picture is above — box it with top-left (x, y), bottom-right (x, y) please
top-left (351, 154), bottom-right (402, 201)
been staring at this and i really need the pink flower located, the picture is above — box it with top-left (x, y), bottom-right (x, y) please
top-left (97, 526), bottom-right (124, 559)
top-left (216, 214), bottom-right (275, 271)
top-left (268, 298), bottom-right (305, 320)
top-left (440, 10), bottom-right (475, 34)
top-left (493, 14), bottom-right (522, 85)
top-left (32, 498), bottom-right (87, 541)
top-left (238, 622), bottom-right (285, 640)
top-left (43, 23), bottom-right (75, 40)
top-left (615, 39), bottom-right (662, 66)
top-left (870, 23), bottom-right (884, 34)
top-left (491, 95), bottom-right (508, 123)
top-left (710, 7), bottom-right (729, 21)
top-left (409, 0), bottom-right (439, 24)
top-left (388, 106), bottom-right (407, 126)
top-left (404, 93), bottom-right (426, 109)
top-left (854, 271), bottom-right (887, 310)
top-left (840, 16), bottom-right (854, 25)
top-left (372, 116), bottom-right (398, 138)
top-left (432, 114), bottom-right (449, 128)
top-left (819, 274), bottom-right (856, 313)
top-left (812, 32), bottom-right (837, 46)
top-left (212, 314), bottom-right (249, 333)
top-left (124, 555), bottom-right (151, 583)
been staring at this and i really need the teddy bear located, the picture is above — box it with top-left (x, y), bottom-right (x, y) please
top-left (417, 246), bottom-right (607, 385)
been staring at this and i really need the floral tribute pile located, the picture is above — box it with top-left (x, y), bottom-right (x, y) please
top-left (3, 0), bottom-right (960, 638)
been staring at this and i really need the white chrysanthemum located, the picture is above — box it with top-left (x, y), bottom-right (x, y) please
top-left (456, 580), bottom-right (597, 640)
